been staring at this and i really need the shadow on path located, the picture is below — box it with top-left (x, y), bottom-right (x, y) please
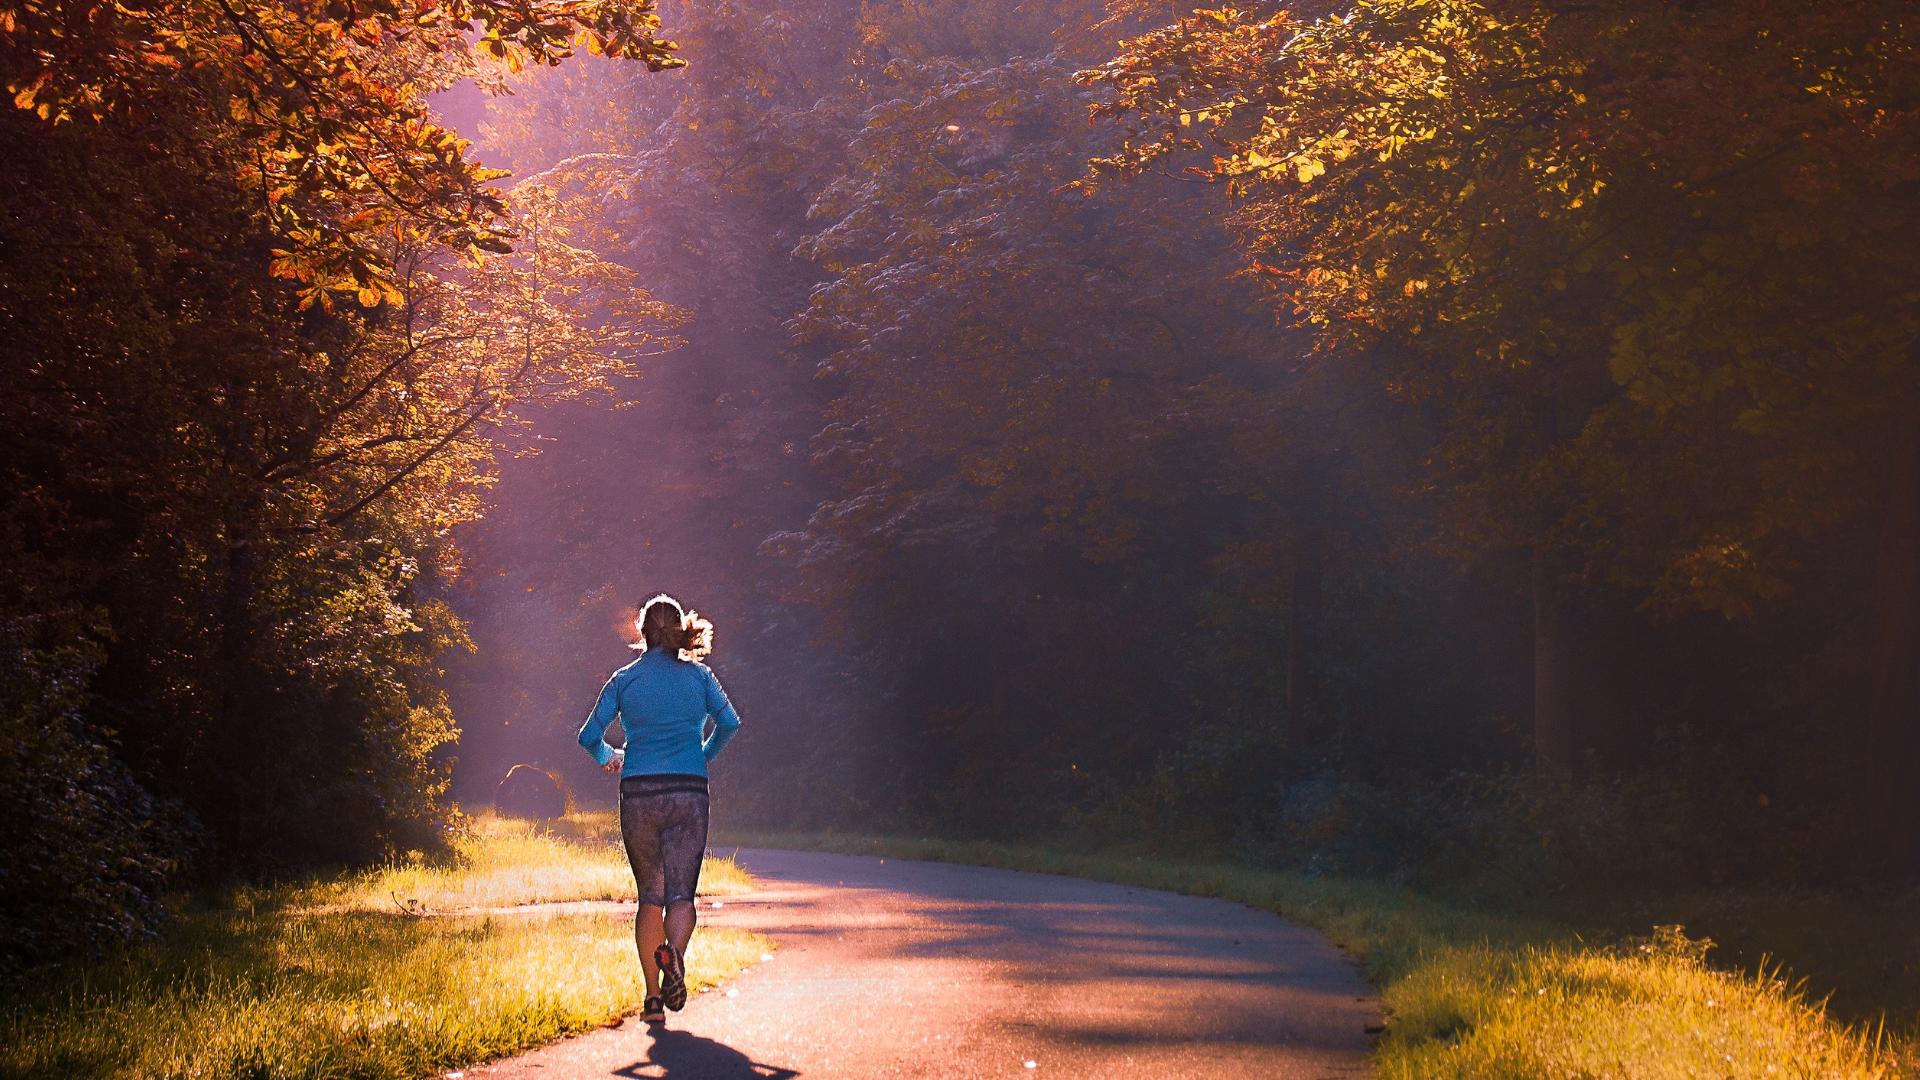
top-left (478, 849), bottom-right (1374, 1079)
top-left (615, 1027), bottom-right (799, 1079)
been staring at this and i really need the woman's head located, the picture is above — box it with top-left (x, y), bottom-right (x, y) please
top-left (635, 593), bottom-right (714, 661)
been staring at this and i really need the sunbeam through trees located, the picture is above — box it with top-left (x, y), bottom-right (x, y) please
top-left (3, 0), bottom-right (1918, 1070)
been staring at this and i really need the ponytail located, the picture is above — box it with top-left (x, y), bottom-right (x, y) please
top-left (635, 593), bottom-right (714, 661)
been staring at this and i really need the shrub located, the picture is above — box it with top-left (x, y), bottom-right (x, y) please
top-left (0, 612), bottom-right (194, 977)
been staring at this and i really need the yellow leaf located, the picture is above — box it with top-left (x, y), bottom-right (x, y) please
top-left (1295, 157), bottom-right (1326, 183)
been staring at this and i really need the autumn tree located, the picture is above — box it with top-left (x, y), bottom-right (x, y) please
top-left (2, 0), bottom-right (682, 303)
top-left (0, 0), bottom-right (688, 961)
top-left (1080, 1), bottom-right (1920, 856)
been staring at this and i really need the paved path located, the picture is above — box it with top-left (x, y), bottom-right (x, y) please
top-left (466, 849), bottom-right (1378, 1079)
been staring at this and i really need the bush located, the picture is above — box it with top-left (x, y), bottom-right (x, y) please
top-left (1252, 753), bottom-right (1838, 899)
top-left (0, 612), bottom-right (194, 977)
top-left (494, 764), bottom-right (571, 820)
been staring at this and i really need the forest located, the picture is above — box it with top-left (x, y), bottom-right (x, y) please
top-left (2, 0), bottom-right (1917, 1037)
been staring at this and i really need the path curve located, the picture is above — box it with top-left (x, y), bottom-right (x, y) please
top-left (466, 848), bottom-right (1378, 1079)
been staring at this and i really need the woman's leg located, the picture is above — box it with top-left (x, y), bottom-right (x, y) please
top-left (664, 898), bottom-right (697, 958)
top-left (620, 790), bottom-right (670, 999)
top-left (635, 903), bottom-right (665, 997)
top-left (652, 790), bottom-right (710, 1011)
top-left (658, 790), bottom-right (711, 959)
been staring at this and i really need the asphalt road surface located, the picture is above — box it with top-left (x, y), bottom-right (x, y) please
top-left (467, 848), bottom-right (1378, 1079)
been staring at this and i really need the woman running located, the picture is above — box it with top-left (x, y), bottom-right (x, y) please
top-left (578, 593), bottom-right (742, 1025)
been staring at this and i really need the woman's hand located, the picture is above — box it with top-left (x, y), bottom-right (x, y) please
top-left (603, 750), bottom-right (624, 775)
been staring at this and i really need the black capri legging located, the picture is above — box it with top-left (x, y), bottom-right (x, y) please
top-left (619, 774), bottom-right (711, 908)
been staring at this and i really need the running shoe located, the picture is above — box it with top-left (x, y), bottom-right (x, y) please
top-left (641, 995), bottom-right (666, 1024)
top-left (655, 942), bottom-right (688, 1011)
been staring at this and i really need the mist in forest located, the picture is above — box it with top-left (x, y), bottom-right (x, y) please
top-left (6, 0), bottom-right (1917, 992)
top-left (11, 0), bottom-right (1920, 1066)
top-left (429, 0), bottom-right (1920, 896)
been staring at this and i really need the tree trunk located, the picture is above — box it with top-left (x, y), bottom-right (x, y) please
top-left (214, 532), bottom-right (257, 758)
top-left (1864, 428), bottom-right (1920, 876)
top-left (1533, 545), bottom-right (1578, 779)
top-left (210, 486), bottom-right (265, 775)
top-left (1284, 525), bottom-right (1324, 746)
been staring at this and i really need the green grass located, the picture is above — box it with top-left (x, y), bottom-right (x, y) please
top-left (1382, 933), bottom-right (1895, 1078)
top-left (1584, 886), bottom-right (1920, 1029)
top-left (710, 829), bottom-right (1915, 1079)
top-left (0, 815), bottom-right (771, 1080)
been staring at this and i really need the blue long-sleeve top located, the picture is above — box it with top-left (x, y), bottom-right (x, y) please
top-left (578, 647), bottom-right (742, 778)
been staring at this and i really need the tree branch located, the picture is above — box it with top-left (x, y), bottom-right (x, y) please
top-left (256, 330), bottom-right (482, 479)
top-left (321, 401), bottom-right (495, 528)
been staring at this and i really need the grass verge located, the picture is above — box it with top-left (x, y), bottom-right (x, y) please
top-left (1, 815), bottom-right (770, 1080)
top-left (711, 829), bottom-right (1914, 1079)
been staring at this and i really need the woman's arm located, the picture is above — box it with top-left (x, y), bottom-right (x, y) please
top-left (700, 666), bottom-right (742, 762)
top-left (578, 673), bottom-right (624, 769)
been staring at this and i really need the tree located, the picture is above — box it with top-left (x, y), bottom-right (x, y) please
top-left (2, 0), bottom-right (682, 305)
top-left (0, 0), bottom-right (688, 954)
top-left (1080, 1), bottom-right (1920, 839)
